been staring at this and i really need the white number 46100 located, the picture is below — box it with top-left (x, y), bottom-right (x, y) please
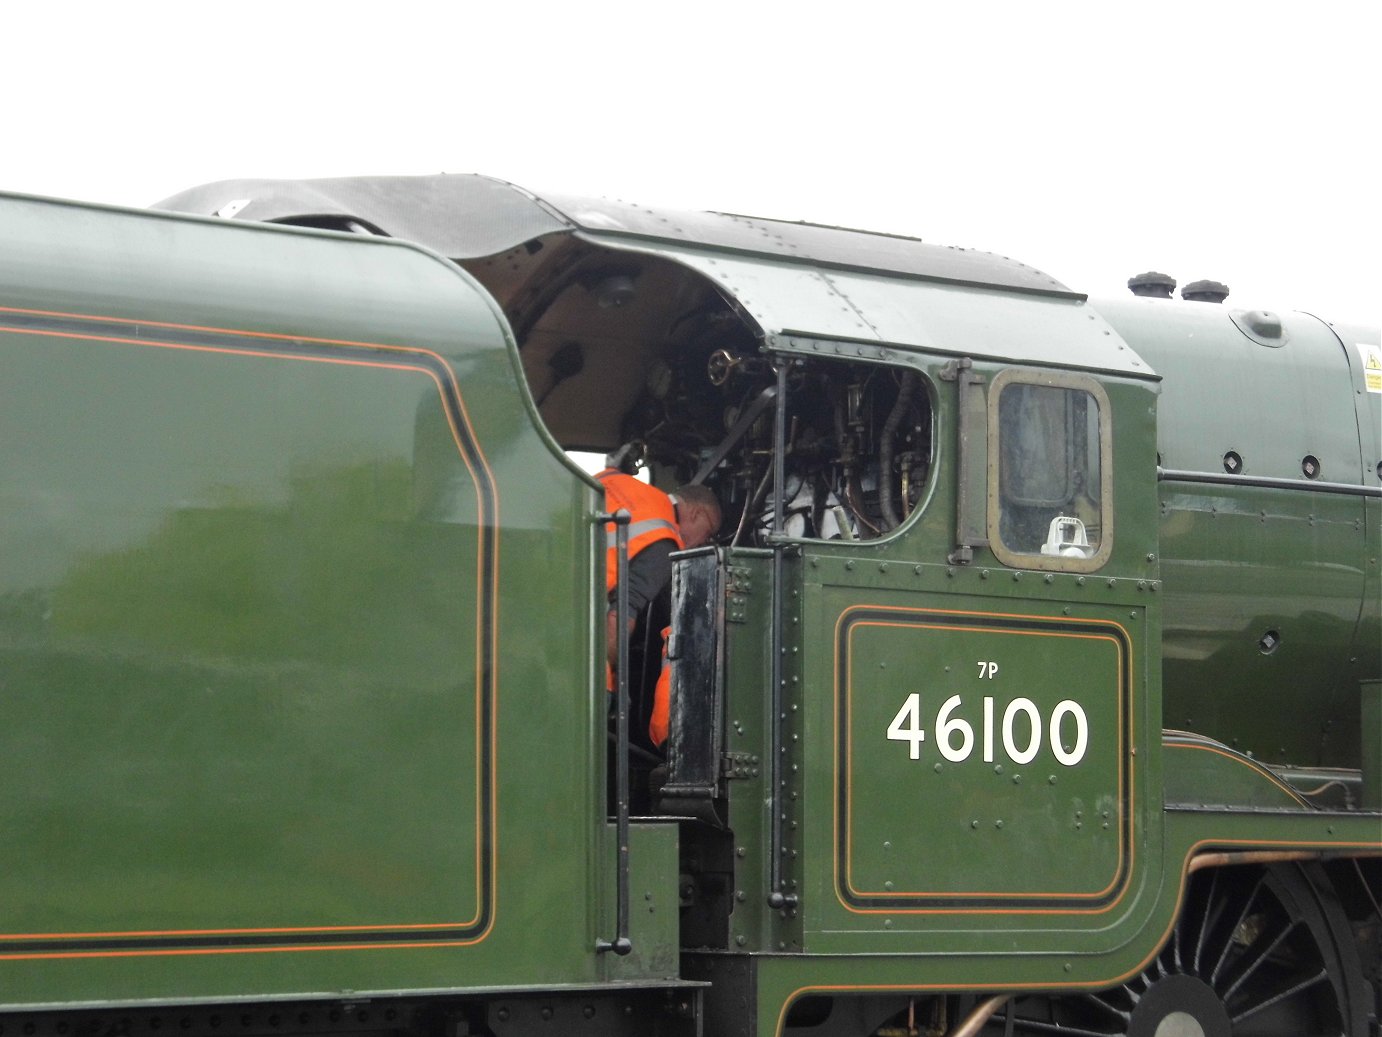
top-left (885, 693), bottom-right (1088, 766)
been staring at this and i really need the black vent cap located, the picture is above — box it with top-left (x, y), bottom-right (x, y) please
top-left (1182, 279), bottom-right (1230, 303)
top-left (1128, 271), bottom-right (1177, 298)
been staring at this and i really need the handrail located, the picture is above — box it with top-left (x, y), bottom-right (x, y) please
top-left (1158, 466), bottom-right (1382, 498)
top-left (596, 508), bottom-right (633, 955)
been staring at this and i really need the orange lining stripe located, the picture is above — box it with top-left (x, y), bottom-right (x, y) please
top-left (2, 923), bottom-right (482, 941)
top-left (832, 604), bottom-right (1136, 915)
top-left (843, 622), bottom-right (1125, 901)
top-left (0, 940), bottom-right (488, 962)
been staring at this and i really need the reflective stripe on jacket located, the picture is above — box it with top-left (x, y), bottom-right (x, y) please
top-left (596, 468), bottom-right (683, 594)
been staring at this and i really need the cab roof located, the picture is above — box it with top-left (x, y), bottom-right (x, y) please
top-left (156, 174), bottom-right (1154, 379)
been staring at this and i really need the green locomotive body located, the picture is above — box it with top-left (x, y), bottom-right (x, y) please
top-left (0, 177), bottom-right (1376, 1036)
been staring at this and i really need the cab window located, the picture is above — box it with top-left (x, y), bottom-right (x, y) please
top-left (987, 370), bottom-right (1111, 571)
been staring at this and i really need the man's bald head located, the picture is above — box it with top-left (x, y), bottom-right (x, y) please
top-left (672, 484), bottom-right (722, 549)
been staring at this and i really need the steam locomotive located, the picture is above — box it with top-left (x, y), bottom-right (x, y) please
top-left (0, 175), bottom-right (1377, 1036)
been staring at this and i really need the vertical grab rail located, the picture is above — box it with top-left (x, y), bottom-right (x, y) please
top-left (596, 508), bottom-right (633, 955)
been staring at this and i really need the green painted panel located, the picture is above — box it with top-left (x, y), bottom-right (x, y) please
top-left (1094, 300), bottom-right (1363, 482)
top-left (0, 330), bottom-right (486, 939)
top-left (1158, 484), bottom-right (1365, 766)
top-left (598, 822), bottom-right (682, 983)
top-left (1161, 733), bottom-right (1308, 810)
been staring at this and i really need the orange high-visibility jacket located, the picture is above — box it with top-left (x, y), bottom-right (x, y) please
top-left (650, 627), bottom-right (672, 747)
top-left (598, 469), bottom-right (683, 746)
top-left (597, 469), bottom-right (683, 593)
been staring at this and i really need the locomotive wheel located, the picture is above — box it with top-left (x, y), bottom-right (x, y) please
top-left (988, 863), bottom-right (1367, 1036)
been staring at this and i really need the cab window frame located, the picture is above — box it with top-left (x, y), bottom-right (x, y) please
top-left (985, 368), bottom-right (1113, 573)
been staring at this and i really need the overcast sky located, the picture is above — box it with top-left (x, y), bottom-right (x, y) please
top-left (5, 2), bottom-right (1377, 325)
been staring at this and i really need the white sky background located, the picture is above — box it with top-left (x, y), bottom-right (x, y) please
top-left (3, 2), bottom-right (1377, 326)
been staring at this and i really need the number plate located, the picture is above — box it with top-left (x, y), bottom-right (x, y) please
top-left (834, 605), bottom-right (1133, 912)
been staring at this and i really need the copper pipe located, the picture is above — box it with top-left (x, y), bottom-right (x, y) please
top-left (1188, 850), bottom-right (1322, 873)
top-left (1188, 849), bottom-right (1382, 874)
top-left (946, 995), bottom-right (1008, 1037)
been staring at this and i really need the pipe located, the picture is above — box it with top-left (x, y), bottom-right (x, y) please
top-left (1188, 849), bottom-right (1382, 873)
top-left (878, 370), bottom-right (917, 530)
top-left (946, 995), bottom-right (1008, 1037)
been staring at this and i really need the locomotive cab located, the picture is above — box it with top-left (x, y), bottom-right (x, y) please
top-left (9, 173), bottom-right (1358, 1037)
top-left (401, 183), bottom-right (1169, 954)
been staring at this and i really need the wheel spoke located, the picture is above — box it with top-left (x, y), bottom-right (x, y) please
top-left (1209, 872), bottom-right (1264, 987)
top-left (1229, 966), bottom-right (1329, 1026)
top-left (1170, 896), bottom-right (1185, 972)
top-left (1077, 993), bottom-right (1130, 1024)
top-left (1220, 917), bottom-right (1301, 1004)
top-left (1191, 868), bottom-right (1221, 975)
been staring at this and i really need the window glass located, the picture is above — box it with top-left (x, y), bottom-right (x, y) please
top-left (994, 380), bottom-right (1106, 565)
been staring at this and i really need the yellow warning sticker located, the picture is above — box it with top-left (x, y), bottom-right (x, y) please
top-left (1362, 343), bottom-right (1382, 394)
